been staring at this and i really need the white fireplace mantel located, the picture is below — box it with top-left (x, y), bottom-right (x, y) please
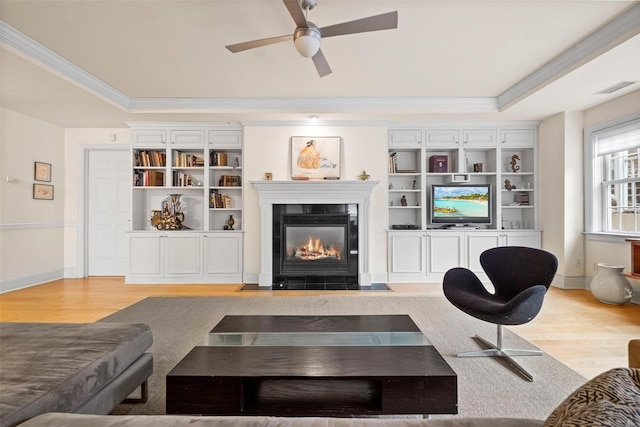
top-left (251, 180), bottom-right (379, 288)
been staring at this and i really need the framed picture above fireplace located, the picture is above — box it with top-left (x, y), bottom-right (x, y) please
top-left (291, 136), bottom-right (341, 180)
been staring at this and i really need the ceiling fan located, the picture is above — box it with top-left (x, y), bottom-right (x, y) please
top-left (225, 0), bottom-right (398, 77)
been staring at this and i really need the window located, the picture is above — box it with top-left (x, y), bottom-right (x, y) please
top-left (586, 115), bottom-right (640, 235)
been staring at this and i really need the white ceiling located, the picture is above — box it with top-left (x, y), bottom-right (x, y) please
top-left (1, 0), bottom-right (639, 127)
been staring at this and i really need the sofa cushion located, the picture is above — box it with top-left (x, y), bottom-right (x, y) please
top-left (543, 368), bottom-right (640, 427)
top-left (16, 413), bottom-right (544, 427)
top-left (0, 322), bottom-right (152, 427)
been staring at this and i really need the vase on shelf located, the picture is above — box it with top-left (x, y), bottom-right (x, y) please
top-left (590, 263), bottom-right (634, 305)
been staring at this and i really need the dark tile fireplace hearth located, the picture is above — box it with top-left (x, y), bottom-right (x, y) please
top-left (272, 204), bottom-right (358, 290)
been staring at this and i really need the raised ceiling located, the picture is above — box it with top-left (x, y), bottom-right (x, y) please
top-left (1, 0), bottom-right (639, 127)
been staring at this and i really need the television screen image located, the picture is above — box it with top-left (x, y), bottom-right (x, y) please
top-left (431, 184), bottom-right (491, 225)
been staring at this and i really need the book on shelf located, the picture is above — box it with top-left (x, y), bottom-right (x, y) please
top-left (514, 193), bottom-right (530, 205)
top-left (172, 171), bottom-right (198, 187)
top-left (173, 151), bottom-right (204, 168)
top-left (133, 170), bottom-right (164, 186)
top-left (134, 150), bottom-right (166, 167)
top-left (210, 152), bottom-right (229, 167)
top-left (209, 190), bottom-right (234, 208)
top-left (218, 175), bottom-right (241, 187)
top-left (389, 152), bottom-right (397, 173)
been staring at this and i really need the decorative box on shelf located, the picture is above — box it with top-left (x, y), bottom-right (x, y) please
top-left (429, 155), bottom-right (448, 173)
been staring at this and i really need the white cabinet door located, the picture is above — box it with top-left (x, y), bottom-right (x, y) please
top-left (500, 129), bottom-right (535, 148)
top-left (388, 232), bottom-right (427, 282)
top-left (132, 129), bottom-right (167, 147)
top-left (425, 130), bottom-right (460, 147)
top-left (164, 234), bottom-right (203, 276)
top-left (389, 130), bottom-right (422, 148)
top-left (426, 232), bottom-right (464, 279)
top-left (463, 129), bottom-right (497, 147)
top-left (128, 234), bottom-right (163, 276)
top-left (128, 233), bottom-right (203, 280)
top-left (502, 231), bottom-right (541, 248)
top-left (204, 233), bottom-right (243, 280)
top-left (209, 130), bottom-right (243, 148)
top-left (466, 232), bottom-right (501, 274)
top-left (169, 130), bottom-right (205, 147)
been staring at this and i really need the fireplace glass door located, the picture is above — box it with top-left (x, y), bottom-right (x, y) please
top-left (283, 223), bottom-right (348, 274)
top-left (272, 204), bottom-right (358, 289)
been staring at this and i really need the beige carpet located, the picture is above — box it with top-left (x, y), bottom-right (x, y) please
top-left (99, 295), bottom-right (586, 420)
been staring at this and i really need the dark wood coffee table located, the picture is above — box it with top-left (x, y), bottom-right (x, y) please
top-left (166, 315), bottom-right (457, 417)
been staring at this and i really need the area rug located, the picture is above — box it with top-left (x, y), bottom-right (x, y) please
top-left (98, 295), bottom-right (586, 420)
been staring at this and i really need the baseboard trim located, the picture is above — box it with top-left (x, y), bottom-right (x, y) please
top-left (0, 269), bottom-right (64, 294)
top-left (551, 275), bottom-right (588, 290)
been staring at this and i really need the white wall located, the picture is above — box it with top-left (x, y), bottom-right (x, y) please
top-left (0, 108), bottom-right (65, 292)
top-left (539, 111), bottom-right (586, 288)
top-left (63, 128), bottom-right (130, 278)
top-left (539, 113), bottom-right (566, 274)
top-left (242, 125), bottom-right (389, 283)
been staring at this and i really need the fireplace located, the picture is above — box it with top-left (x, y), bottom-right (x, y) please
top-left (251, 180), bottom-right (378, 289)
top-left (273, 204), bottom-right (358, 290)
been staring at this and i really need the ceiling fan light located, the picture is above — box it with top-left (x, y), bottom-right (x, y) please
top-left (294, 27), bottom-right (321, 57)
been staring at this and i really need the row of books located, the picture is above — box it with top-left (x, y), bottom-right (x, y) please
top-left (134, 150), bottom-right (166, 167)
top-left (133, 170), bottom-right (164, 187)
top-left (209, 190), bottom-right (233, 209)
top-left (210, 151), bottom-right (227, 167)
top-left (388, 152), bottom-right (398, 173)
top-left (173, 151), bottom-right (205, 168)
top-left (514, 193), bottom-right (530, 205)
top-left (218, 175), bottom-right (241, 187)
top-left (172, 172), bottom-right (198, 187)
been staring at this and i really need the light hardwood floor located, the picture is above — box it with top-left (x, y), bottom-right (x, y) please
top-left (0, 277), bottom-right (638, 380)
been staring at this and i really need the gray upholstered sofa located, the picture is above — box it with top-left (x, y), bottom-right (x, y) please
top-left (14, 367), bottom-right (640, 427)
top-left (0, 322), bottom-right (153, 427)
top-left (8, 340), bottom-right (640, 427)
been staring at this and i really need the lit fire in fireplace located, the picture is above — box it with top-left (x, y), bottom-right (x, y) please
top-left (289, 236), bottom-right (342, 261)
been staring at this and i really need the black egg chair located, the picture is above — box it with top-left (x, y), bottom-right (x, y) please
top-left (443, 246), bottom-right (558, 381)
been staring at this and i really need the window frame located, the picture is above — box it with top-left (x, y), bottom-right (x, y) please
top-left (584, 112), bottom-right (640, 238)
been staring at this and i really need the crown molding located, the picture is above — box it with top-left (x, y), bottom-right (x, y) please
top-left (0, 20), bottom-right (131, 110)
top-left (127, 96), bottom-right (497, 114)
top-left (497, 2), bottom-right (640, 111)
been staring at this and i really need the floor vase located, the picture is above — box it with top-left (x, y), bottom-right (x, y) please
top-left (590, 263), bottom-right (634, 305)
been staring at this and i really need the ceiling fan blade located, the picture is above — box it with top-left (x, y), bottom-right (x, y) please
top-left (226, 35), bottom-right (293, 53)
top-left (319, 11), bottom-right (398, 38)
top-left (312, 49), bottom-right (332, 77)
top-left (283, 0), bottom-right (308, 28)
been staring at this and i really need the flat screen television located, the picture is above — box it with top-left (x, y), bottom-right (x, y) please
top-left (430, 184), bottom-right (492, 226)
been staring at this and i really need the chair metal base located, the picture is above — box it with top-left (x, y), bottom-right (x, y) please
top-left (456, 325), bottom-right (541, 382)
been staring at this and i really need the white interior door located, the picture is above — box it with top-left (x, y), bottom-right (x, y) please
top-left (88, 149), bottom-right (130, 275)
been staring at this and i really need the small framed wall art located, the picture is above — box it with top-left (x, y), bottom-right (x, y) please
top-left (33, 183), bottom-right (54, 200)
top-left (291, 136), bottom-right (341, 180)
top-left (34, 162), bottom-right (52, 182)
